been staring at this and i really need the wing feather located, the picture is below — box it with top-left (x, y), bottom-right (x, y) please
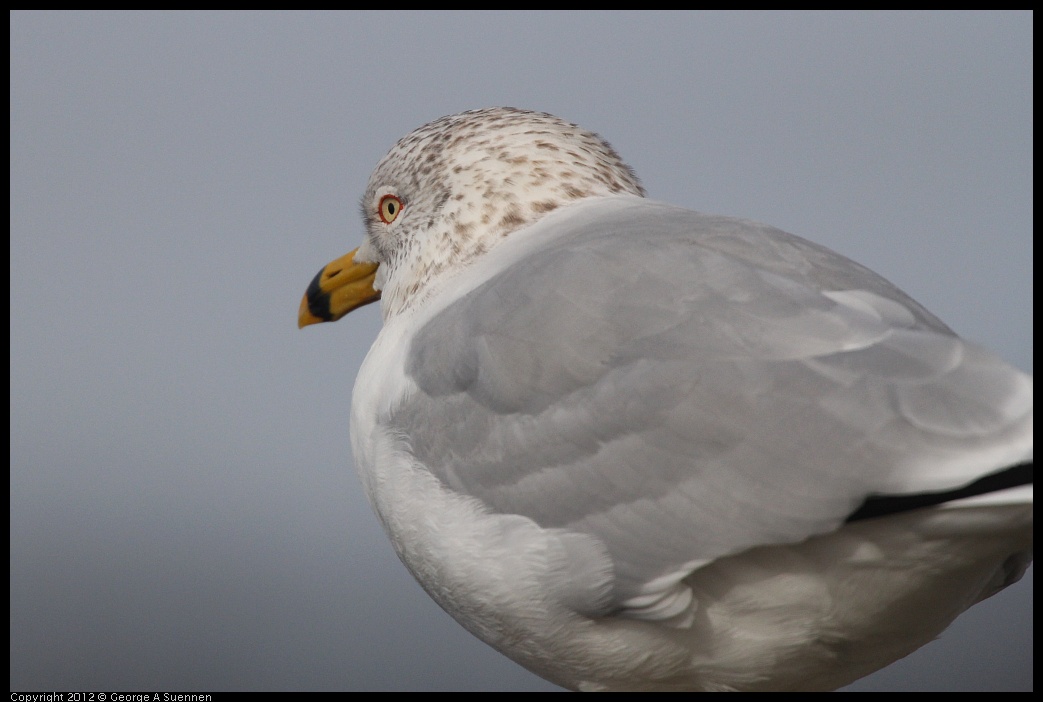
top-left (390, 199), bottom-right (1032, 615)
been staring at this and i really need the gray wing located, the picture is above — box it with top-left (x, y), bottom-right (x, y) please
top-left (390, 199), bottom-right (1032, 618)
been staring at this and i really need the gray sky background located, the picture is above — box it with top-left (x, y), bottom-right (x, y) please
top-left (10, 11), bottom-right (1032, 691)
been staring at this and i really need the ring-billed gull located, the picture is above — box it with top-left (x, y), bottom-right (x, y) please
top-left (298, 107), bottom-right (1032, 691)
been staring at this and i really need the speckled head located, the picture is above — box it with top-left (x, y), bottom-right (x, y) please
top-left (354, 107), bottom-right (646, 317)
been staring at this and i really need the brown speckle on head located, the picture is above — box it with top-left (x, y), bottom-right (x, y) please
top-left (360, 107), bottom-right (645, 317)
top-left (454, 219), bottom-right (476, 239)
top-left (499, 206), bottom-right (525, 231)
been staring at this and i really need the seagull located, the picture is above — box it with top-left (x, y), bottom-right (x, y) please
top-left (298, 107), bottom-right (1032, 691)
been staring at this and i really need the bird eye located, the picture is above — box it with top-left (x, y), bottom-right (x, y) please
top-left (379, 195), bottom-right (403, 224)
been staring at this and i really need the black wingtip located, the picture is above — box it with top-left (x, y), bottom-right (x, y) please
top-left (845, 462), bottom-right (1033, 523)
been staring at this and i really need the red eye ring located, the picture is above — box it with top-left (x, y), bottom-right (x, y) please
top-left (379, 194), bottom-right (403, 224)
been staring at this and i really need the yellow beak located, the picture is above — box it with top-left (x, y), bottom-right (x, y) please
top-left (298, 247), bottom-right (381, 328)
